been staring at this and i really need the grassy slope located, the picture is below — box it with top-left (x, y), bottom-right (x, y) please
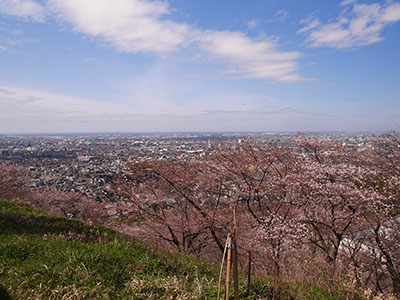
top-left (0, 200), bottom-right (344, 300)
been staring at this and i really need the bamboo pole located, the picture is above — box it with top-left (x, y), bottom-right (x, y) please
top-left (232, 210), bottom-right (239, 300)
top-left (217, 234), bottom-right (229, 300)
top-left (225, 233), bottom-right (232, 300)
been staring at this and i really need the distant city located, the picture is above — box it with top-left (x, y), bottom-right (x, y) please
top-left (0, 133), bottom-right (382, 208)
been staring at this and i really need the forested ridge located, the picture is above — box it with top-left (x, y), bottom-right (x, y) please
top-left (1, 134), bottom-right (399, 299)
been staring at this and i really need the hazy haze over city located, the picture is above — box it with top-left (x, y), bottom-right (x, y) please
top-left (0, 0), bottom-right (399, 133)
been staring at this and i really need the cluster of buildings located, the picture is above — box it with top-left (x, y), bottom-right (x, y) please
top-left (0, 132), bottom-right (379, 204)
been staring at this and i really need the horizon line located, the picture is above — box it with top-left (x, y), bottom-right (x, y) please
top-left (0, 130), bottom-right (395, 137)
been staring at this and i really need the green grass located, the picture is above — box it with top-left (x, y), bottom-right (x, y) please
top-left (0, 200), bottom-right (218, 299)
top-left (0, 200), bottom-right (356, 299)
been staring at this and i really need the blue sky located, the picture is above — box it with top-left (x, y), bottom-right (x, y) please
top-left (0, 0), bottom-right (399, 133)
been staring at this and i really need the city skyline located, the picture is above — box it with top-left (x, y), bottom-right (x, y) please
top-left (1, 0), bottom-right (400, 133)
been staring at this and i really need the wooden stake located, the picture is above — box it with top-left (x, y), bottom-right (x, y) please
top-left (219, 209), bottom-right (240, 300)
top-left (232, 210), bottom-right (239, 300)
top-left (225, 233), bottom-right (232, 300)
top-left (247, 250), bottom-right (251, 297)
top-left (217, 234), bottom-right (229, 300)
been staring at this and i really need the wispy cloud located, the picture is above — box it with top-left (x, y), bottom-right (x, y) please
top-left (274, 9), bottom-right (289, 23)
top-left (0, 86), bottom-right (131, 121)
top-left (0, 0), bottom-right (46, 22)
top-left (299, 0), bottom-right (400, 49)
top-left (247, 19), bottom-right (260, 29)
top-left (0, 85), bottom-right (394, 133)
top-left (0, 85), bottom-right (341, 133)
top-left (0, 0), bottom-right (304, 83)
top-left (197, 30), bottom-right (302, 83)
top-left (297, 17), bottom-right (320, 34)
top-left (48, 0), bottom-right (303, 82)
top-left (0, 83), bottom-right (231, 122)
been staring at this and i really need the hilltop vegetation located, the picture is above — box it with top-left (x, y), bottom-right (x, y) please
top-left (0, 199), bottom-right (359, 300)
top-left (1, 134), bottom-right (399, 299)
top-left (115, 135), bottom-right (400, 297)
top-left (0, 200), bottom-right (219, 299)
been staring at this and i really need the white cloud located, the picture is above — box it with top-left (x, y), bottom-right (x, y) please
top-left (297, 17), bottom-right (320, 33)
top-left (0, 0), bottom-right (304, 82)
top-left (0, 44), bottom-right (7, 50)
top-left (197, 30), bottom-right (302, 83)
top-left (299, 1), bottom-right (400, 49)
top-left (382, 2), bottom-right (400, 22)
top-left (46, 0), bottom-right (303, 82)
top-left (0, 0), bottom-right (45, 22)
top-left (47, 0), bottom-right (191, 54)
top-left (341, 0), bottom-right (356, 6)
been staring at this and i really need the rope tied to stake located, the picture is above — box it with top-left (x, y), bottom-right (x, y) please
top-left (217, 233), bottom-right (230, 300)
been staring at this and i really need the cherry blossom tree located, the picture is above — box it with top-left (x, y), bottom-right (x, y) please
top-left (360, 133), bottom-right (400, 296)
top-left (115, 158), bottom-right (233, 257)
top-left (294, 136), bottom-right (400, 295)
top-left (28, 188), bottom-right (102, 222)
top-left (0, 160), bottom-right (28, 201)
top-left (212, 141), bottom-right (303, 277)
top-left (112, 135), bottom-right (400, 295)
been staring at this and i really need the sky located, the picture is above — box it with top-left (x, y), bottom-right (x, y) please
top-left (0, 0), bottom-right (399, 133)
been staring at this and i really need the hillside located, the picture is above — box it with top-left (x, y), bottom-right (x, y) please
top-left (0, 200), bottom-right (356, 300)
top-left (0, 200), bottom-right (219, 299)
